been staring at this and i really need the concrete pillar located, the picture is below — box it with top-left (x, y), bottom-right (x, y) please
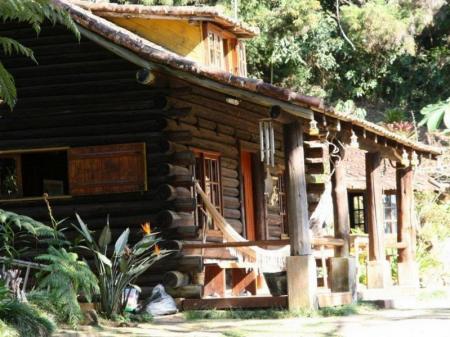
top-left (287, 256), bottom-right (318, 310)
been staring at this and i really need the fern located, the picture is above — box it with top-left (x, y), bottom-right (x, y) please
top-left (0, 0), bottom-right (79, 109)
top-left (35, 247), bottom-right (99, 327)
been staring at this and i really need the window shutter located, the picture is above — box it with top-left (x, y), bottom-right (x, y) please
top-left (68, 143), bottom-right (146, 196)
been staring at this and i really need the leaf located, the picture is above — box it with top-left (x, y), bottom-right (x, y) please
top-left (133, 235), bottom-right (158, 256)
top-left (0, 61), bottom-right (16, 109)
top-left (96, 251), bottom-right (112, 268)
top-left (98, 223), bottom-right (112, 251)
top-left (114, 228), bottom-right (129, 256)
top-left (119, 257), bottom-right (128, 273)
top-left (75, 213), bottom-right (93, 243)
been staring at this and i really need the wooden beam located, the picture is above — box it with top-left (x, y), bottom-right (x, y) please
top-left (231, 269), bottom-right (257, 296)
top-left (396, 164), bottom-right (415, 262)
top-left (284, 121), bottom-right (310, 256)
top-left (183, 237), bottom-right (344, 249)
top-left (365, 152), bottom-right (386, 262)
top-left (203, 265), bottom-right (226, 297)
top-left (182, 296), bottom-right (288, 310)
top-left (331, 146), bottom-right (350, 257)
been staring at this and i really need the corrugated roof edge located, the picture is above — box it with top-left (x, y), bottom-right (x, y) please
top-left (55, 0), bottom-right (442, 156)
top-left (68, 0), bottom-right (259, 38)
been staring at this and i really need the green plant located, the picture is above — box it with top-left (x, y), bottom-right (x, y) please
top-left (0, 280), bottom-right (55, 337)
top-left (0, 209), bottom-right (55, 259)
top-left (415, 191), bottom-right (450, 286)
top-left (419, 97), bottom-right (450, 132)
top-left (73, 214), bottom-right (170, 318)
top-left (0, 0), bottom-right (79, 109)
top-left (34, 246), bottom-right (99, 327)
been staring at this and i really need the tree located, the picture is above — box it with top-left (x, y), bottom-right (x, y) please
top-left (0, 0), bottom-right (78, 109)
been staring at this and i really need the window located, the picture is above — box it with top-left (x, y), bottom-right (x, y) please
top-left (383, 194), bottom-right (397, 234)
top-left (349, 192), bottom-right (367, 233)
top-left (207, 29), bottom-right (224, 69)
top-left (237, 40), bottom-right (247, 77)
top-left (193, 149), bottom-right (222, 232)
top-left (0, 143), bottom-right (146, 200)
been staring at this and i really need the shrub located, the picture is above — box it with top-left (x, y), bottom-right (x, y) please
top-left (0, 281), bottom-right (55, 337)
top-left (33, 246), bottom-right (99, 327)
top-left (73, 215), bottom-right (171, 318)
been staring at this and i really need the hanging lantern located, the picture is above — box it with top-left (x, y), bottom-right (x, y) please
top-left (350, 130), bottom-right (359, 149)
top-left (259, 119), bottom-right (275, 167)
top-left (411, 151), bottom-right (419, 167)
top-left (401, 149), bottom-right (410, 167)
top-left (308, 118), bottom-right (319, 136)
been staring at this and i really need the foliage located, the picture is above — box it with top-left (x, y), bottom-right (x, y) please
top-left (0, 280), bottom-right (55, 337)
top-left (73, 214), bottom-right (170, 318)
top-left (335, 99), bottom-right (367, 119)
top-left (0, 0), bottom-right (78, 109)
top-left (0, 209), bottom-right (55, 259)
top-left (415, 191), bottom-right (450, 286)
top-left (419, 97), bottom-right (450, 132)
top-left (34, 246), bottom-right (99, 327)
top-left (184, 303), bottom-right (375, 320)
top-left (383, 121), bottom-right (416, 139)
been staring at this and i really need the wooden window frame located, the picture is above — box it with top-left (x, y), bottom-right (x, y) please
top-left (192, 148), bottom-right (223, 237)
top-left (383, 192), bottom-right (397, 234)
top-left (348, 191), bottom-right (367, 233)
top-left (203, 22), bottom-right (237, 73)
top-left (0, 147), bottom-right (68, 202)
top-left (0, 143), bottom-right (147, 201)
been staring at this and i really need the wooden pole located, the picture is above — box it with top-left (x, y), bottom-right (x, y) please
top-left (396, 164), bottom-right (414, 263)
top-left (365, 152), bottom-right (385, 262)
top-left (251, 154), bottom-right (267, 240)
top-left (331, 147), bottom-right (350, 257)
top-left (284, 121), bottom-right (310, 256)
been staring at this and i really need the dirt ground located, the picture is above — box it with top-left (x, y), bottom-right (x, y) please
top-left (56, 293), bottom-right (450, 337)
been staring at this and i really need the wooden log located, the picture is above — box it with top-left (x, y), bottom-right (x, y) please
top-left (147, 150), bottom-right (195, 166)
top-left (222, 177), bottom-right (239, 188)
top-left (284, 121), bottom-right (310, 255)
top-left (223, 187), bottom-right (239, 198)
top-left (159, 240), bottom-right (183, 251)
top-left (396, 164), bottom-right (415, 263)
top-left (156, 163), bottom-right (190, 176)
top-left (155, 184), bottom-right (191, 201)
top-left (223, 196), bottom-right (240, 209)
top-left (148, 174), bottom-right (194, 188)
top-left (189, 137), bottom-right (238, 158)
top-left (166, 285), bottom-right (203, 299)
top-left (162, 271), bottom-right (190, 288)
top-left (331, 147), bottom-right (350, 257)
top-left (156, 210), bottom-right (194, 228)
top-left (221, 157), bottom-right (239, 170)
top-left (152, 256), bottom-right (203, 273)
top-left (365, 152), bottom-right (385, 262)
top-left (223, 208), bottom-right (241, 220)
top-left (221, 167), bottom-right (238, 179)
top-left (227, 219), bottom-right (243, 234)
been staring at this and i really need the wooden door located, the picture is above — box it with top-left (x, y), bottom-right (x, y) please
top-left (241, 151), bottom-right (256, 240)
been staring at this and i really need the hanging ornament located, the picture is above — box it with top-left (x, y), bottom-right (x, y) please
top-left (410, 151), bottom-right (419, 167)
top-left (350, 130), bottom-right (359, 149)
top-left (259, 118), bottom-right (275, 167)
top-left (401, 149), bottom-right (410, 167)
top-left (308, 118), bottom-right (319, 136)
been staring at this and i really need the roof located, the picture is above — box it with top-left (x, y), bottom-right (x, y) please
top-left (344, 148), bottom-right (441, 191)
top-left (55, 0), bottom-right (442, 157)
top-left (69, 0), bottom-right (259, 38)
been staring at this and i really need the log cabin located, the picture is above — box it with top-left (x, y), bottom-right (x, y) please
top-left (0, 0), bottom-right (442, 310)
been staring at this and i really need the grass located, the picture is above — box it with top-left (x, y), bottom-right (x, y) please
top-left (416, 288), bottom-right (449, 301)
top-left (184, 303), bottom-right (376, 321)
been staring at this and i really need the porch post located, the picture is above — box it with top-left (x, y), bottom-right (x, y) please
top-left (284, 121), bottom-right (317, 310)
top-left (396, 164), bottom-right (419, 287)
top-left (365, 152), bottom-right (391, 288)
top-left (329, 148), bottom-right (356, 296)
